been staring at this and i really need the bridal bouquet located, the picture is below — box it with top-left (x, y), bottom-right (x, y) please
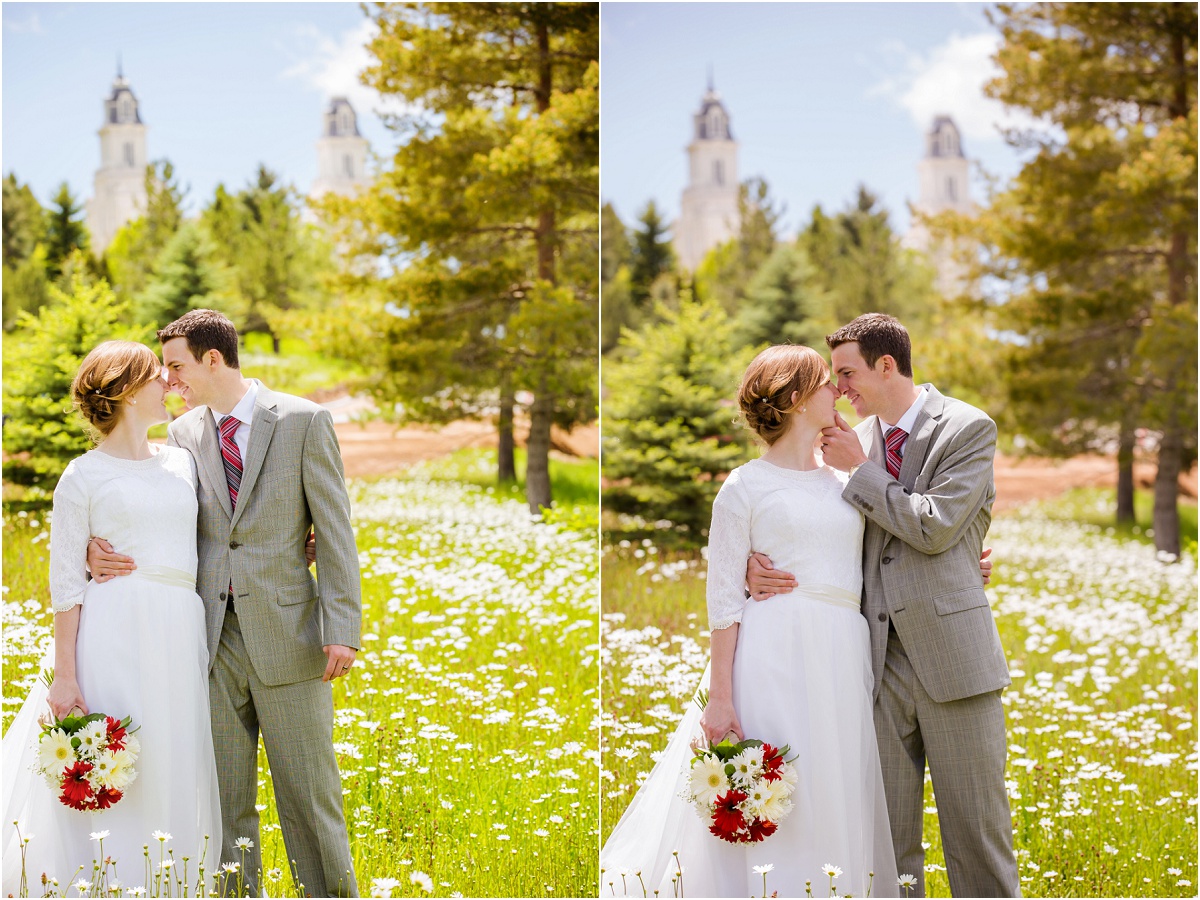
top-left (33, 712), bottom-right (140, 811)
top-left (682, 694), bottom-right (796, 844)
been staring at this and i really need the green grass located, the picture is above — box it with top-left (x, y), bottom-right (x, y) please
top-left (3, 449), bottom-right (599, 898)
top-left (1042, 487), bottom-right (1198, 557)
top-left (601, 493), bottom-right (1197, 898)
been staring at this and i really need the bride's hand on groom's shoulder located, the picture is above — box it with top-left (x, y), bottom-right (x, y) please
top-left (86, 537), bottom-right (136, 583)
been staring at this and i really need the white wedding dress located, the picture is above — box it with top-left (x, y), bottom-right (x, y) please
top-left (3, 446), bottom-right (221, 894)
top-left (602, 459), bottom-right (898, 898)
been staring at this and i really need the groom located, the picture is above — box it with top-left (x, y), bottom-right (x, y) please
top-left (89, 309), bottom-right (360, 897)
top-left (748, 313), bottom-right (1019, 897)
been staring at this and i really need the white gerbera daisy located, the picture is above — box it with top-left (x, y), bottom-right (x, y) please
top-left (729, 747), bottom-right (764, 787)
top-left (76, 720), bottom-right (108, 759)
top-left (37, 729), bottom-right (75, 776)
top-left (688, 755), bottom-right (729, 807)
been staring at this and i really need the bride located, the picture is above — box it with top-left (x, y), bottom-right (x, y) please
top-left (602, 344), bottom-right (899, 898)
top-left (3, 341), bottom-right (221, 894)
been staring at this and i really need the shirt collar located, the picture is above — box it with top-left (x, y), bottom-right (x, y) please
top-left (879, 386), bottom-right (928, 434)
top-left (224, 379), bottom-right (260, 427)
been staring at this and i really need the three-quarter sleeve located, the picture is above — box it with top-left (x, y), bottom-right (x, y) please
top-left (705, 473), bottom-right (752, 632)
top-left (49, 464), bottom-right (90, 613)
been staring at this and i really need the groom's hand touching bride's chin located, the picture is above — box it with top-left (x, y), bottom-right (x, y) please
top-left (819, 412), bottom-right (868, 472)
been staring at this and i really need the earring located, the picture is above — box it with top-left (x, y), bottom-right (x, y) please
top-left (130, 399), bottom-right (137, 405)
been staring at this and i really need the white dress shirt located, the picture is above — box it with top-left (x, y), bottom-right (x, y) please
top-left (218, 380), bottom-right (259, 463)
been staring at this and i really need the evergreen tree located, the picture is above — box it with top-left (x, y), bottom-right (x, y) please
top-left (2, 174), bottom-right (50, 329)
top-left (629, 200), bottom-right (674, 306)
top-left (3, 276), bottom-right (154, 502)
top-left (319, 2), bottom-right (599, 511)
top-left (202, 167), bottom-right (322, 351)
top-left (732, 243), bottom-right (826, 350)
top-left (694, 177), bottom-right (783, 313)
top-left (980, 1), bottom-right (1197, 555)
top-left (798, 187), bottom-right (938, 339)
top-left (603, 292), bottom-right (755, 541)
top-left (3, 173), bottom-right (46, 266)
top-left (2, 243), bottom-right (51, 331)
top-left (135, 222), bottom-right (234, 327)
top-left (44, 182), bottom-right (89, 277)
top-left (105, 160), bottom-right (187, 301)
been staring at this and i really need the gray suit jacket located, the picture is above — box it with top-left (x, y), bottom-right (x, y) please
top-left (844, 384), bottom-right (1010, 703)
top-left (169, 385), bottom-right (362, 686)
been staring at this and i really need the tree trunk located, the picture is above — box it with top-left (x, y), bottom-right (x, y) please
top-left (271, 332), bottom-right (281, 355)
top-left (1152, 414), bottom-right (1182, 558)
top-left (1116, 415), bottom-right (1136, 524)
top-left (526, 379), bottom-right (553, 513)
top-left (498, 374), bottom-right (516, 483)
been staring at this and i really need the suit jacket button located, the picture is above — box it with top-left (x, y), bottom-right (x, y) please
top-left (229, 541), bottom-right (240, 549)
top-left (877, 612), bottom-right (887, 622)
top-left (882, 556), bottom-right (892, 564)
top-left (220, 592), bottom-right (227, 601)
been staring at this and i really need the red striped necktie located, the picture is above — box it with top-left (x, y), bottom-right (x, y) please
top-left (885, 426), bottom-right (908, 479)
top-left (219, 415), bottom-right (243, 509)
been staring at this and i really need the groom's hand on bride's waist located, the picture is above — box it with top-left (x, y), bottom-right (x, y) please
top-left (745, 552), bottom-right (796, 601)
top-left (86, 537), bottom-right (136, 582)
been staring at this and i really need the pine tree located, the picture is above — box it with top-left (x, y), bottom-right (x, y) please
top-left (980, 1), bottom-right (1197, 555)
top-left (3, 276), bottom-right (154, 502)
top-left (603, 292), bottom-right (755, 542)
top-left (732, 243), bottom-right (826, 351)
top-left (135, 222), bottom-right (235, 327)
top-left (44, 182), bottom-right (89, 277)
top-left (693, 177), bottom-right (783, 314)
top-left (629, 201), bottom-right (674, 306)
top-left (318, 2), bottom-right (598, 511)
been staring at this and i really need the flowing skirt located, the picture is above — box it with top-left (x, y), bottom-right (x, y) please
top-left (601, 584), bottom-right (898, 898)
top-left (3, 570), bottom-right (222, 894)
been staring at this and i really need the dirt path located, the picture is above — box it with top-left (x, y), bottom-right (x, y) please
top-left (333, 418), bottom-right (599, 479)
top-left (334, 414), bottom-right (1195, 512)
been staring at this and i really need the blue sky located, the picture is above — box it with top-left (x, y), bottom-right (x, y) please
top-left (3, 2), bottom-right (403, 213)
top-left (601, 2), bottom-right (1041, 237)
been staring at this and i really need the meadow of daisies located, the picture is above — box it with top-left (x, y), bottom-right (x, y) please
top-left (601, 490), bottom-right (1198, 898)
top-left (3, 449), bottom-right (600, 898)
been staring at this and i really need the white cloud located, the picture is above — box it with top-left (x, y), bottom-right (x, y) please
top-left (281, 18), bottom-right (411, 126)
top-left (870, 31), bottom-right (1043, 147)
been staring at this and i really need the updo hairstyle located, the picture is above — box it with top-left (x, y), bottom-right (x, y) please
top-left (71, 341), bottom-right (162, 438)
top-left (737, 344), bottom-right (829, 445)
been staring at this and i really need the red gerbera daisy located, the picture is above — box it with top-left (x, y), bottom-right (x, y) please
top-left (710, 789), bottom-right (747, 838)
top-left (747, 818), bottom-right (778, 842)
top-left (104, 716), bottom-right (127, 751)
top-left (60, 761), bottom-right (95, 808)
top-left (94, 786), bottom-right (123, 809)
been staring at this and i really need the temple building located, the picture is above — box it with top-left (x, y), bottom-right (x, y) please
top-left (674, 80), bottom-right (739, 271)
top-left (86, 66), bottom-right (148, 253)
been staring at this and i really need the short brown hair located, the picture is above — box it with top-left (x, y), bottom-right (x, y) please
top-left (71, 341), bottom-right (162, 438)
top-left (737, 344), bottom-right (829, 446)
top-left (157, 309), bottom-right (240, 369)
top-left (826, 313), bottom-right (912, 377)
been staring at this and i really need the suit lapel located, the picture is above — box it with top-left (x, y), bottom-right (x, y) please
top-left (231, 388), bottom-right (279, 529)
top-left (199, 409), bottom-right (234, 519)
top-left (898, 384), bottom-right (945, 489)
top-left (867, 417), bottom-right (885, 467)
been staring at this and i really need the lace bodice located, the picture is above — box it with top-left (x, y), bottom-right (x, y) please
top-left (706, 459), bottom-right (865, 631)
top-left (49, 445), bottom-right (199, 612)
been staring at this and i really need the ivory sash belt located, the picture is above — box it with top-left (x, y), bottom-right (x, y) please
top-left (129, 565), bottom-right (197, 591)
top-left (792, 583), bottom-right (862, 613)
